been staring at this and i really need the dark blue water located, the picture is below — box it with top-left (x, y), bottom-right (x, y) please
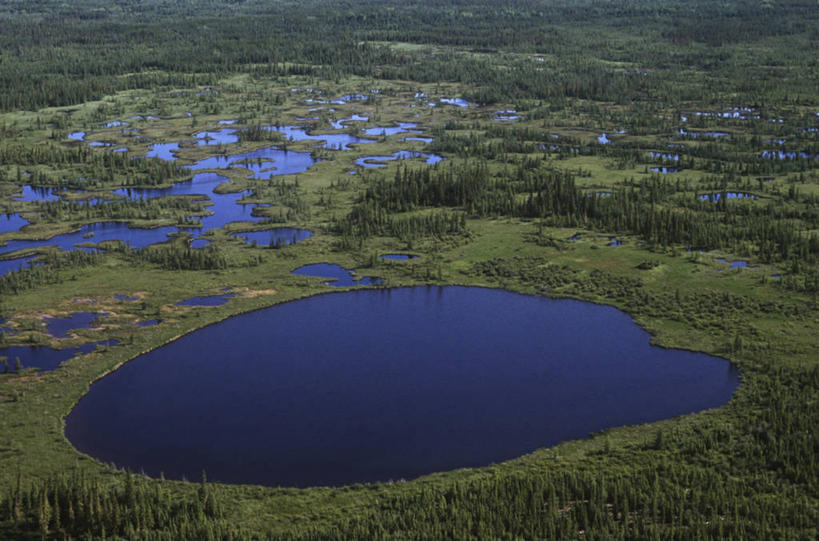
top-left (176, 293), bottom-right (234, 307)
top-left (231, 228), bottom-right (312, 248)
top-left (190, 239), bottom-right (210, 249)
top-left (292, 263), bottom-right (381, 287)
top-left (0, 255), bottom-right (38, 275)
top-left (0, 214), bottom-right (29, 234)
top-left (113, 173), bottom-right (263, 246)
top-left (45, 312), bottom-right (103, 338)
top-left (404, 136), bottom-right (434, 144)
top-left (265, 125), bottom-right (374, 151)
top-left (608, 237), bottom-right (623, 246)
top-left (0, 222), bottom-right (178, 256)
top-left (355, 151), bottom-right (444, 168)
top-left (1, 339), bottom-right (119, 373)
top-left (196, 196), bottom-right (257, 230)
top-left (651, 167), bottom-right (678, 173)
top-left (715, 258), bottom-right (749, 269)
top-left (380, 254), bottom-right (417, 260)
top-left (113, 172), bottom-right (228, 200)
top-left (65, 286), bottom-right (737, 488)
top-left (114, 295), bottom-right (139, 302)
top-left (16, 186), bottom-right (61, 202)
top-left (113, 172), bottom-right (298, 245)
top-left (188, 147), bottom-right (317, 179)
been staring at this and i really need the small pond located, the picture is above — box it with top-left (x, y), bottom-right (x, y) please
top-left (146, 142), bottom-right (181, 161)
top-left (0, 255), bottom-right (39, 276)
top-left (1, 340), bottom-right (119, 373)
top-left (0, 214), bottom-right (29, 235)
top-left (0, 222), bottom-right (178, 258)
top-left (16, 186), bottom-right (62, 202)
top-left (195, 129), bottom-right (239, 146)
top-left (715, 258), bottom-right (750, 269)
top-left (45, 312), bottom-right (106, 338)
top-left (292, 263), bottom-right (381, 287)
top-left (65, 286), bottom-right (737, 488)
top-left (362, 123), bottom-right (422, 137)
top-left (380, 254), bottom-right (418, 261)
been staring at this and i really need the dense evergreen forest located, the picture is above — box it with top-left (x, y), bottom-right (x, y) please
top-left (0, 0), bottom-right (817, 539)
top-left (1, 0), bottom-right (817, 111)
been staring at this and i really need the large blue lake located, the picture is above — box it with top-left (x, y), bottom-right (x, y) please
top-left (65, 286), bottom-right (737, 488)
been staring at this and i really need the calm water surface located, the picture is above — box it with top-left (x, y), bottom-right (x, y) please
top-left (66, 286), bottom-right (738, 488)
